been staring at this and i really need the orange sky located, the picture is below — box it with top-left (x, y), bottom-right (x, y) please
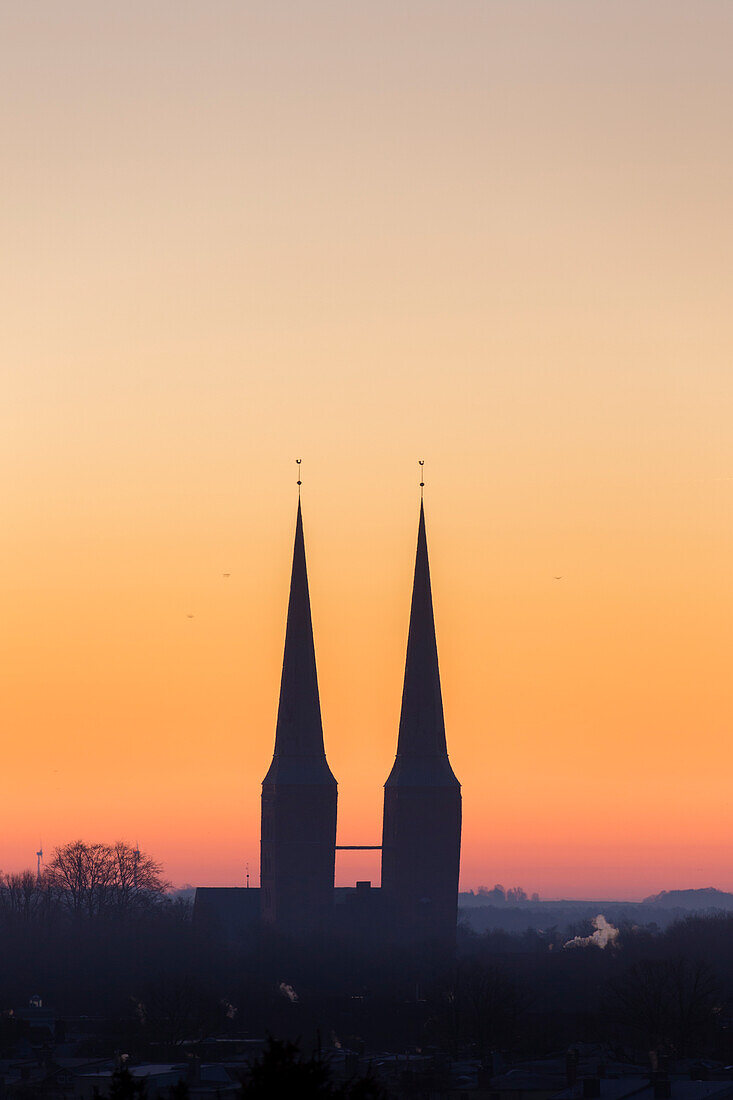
top-left (2, 2), bottom-right (733, 899)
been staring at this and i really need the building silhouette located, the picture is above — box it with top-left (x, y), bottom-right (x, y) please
top-left (195, 495), bottom-right (461, 951)
top-left (260, 499), bottom-right (338, 934)
top-left (381, 500), bottom-right (462, 946)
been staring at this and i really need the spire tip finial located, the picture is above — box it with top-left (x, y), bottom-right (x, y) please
top-left (419, 459), bottom-right (425, 499)
top-left (296, 458), bottom-right (302, 495)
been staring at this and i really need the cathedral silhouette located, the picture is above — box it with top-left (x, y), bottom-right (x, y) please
top-left (195, 496), bottom-right (461, 951)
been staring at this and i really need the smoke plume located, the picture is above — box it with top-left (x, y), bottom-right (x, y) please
top-left (564, 914), bottom-right (619, 949)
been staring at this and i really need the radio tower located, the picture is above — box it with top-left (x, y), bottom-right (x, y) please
top-left (36, 844), bottom-right (43, 882)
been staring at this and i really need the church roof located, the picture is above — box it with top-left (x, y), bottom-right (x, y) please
top-left (387, 500), bottom-right (459, 786)
top-left (264, 499), bottom-right (336, 786)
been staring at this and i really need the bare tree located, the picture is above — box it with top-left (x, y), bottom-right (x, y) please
top-left (110, 841), bottom-right (168, 915)
top-left (506, 887), bottom-right (528, 904)
top-left (477, 884), bottom-right (506, 904)
top-left (0, 870), bottom-right (49, 923)
top-left (427, 961), bottom-right (528, 1057)
top-left (46, 840), bottom-right (169, 920)
top-left (609, 956), bottom-right (723, 1057)
top-left (136, 974), bottom-right (224, 1047)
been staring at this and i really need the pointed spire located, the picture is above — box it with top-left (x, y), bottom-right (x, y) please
top-left (396, 500), bottom-right (448, 758)
top-left (272, 499), bottom-right (327, 760)
top-left (261, 494), bottom-right (337, 933)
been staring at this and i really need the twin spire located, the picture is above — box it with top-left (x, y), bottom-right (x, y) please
top-left (273, 490), bottom-right (449, 771)
top-left (263, 480), bottom-right (461, 944)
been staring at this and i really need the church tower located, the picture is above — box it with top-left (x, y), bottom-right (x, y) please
top-left (381, 501), bottom-right (462, 947)
top-left (260, 499), bottom-right (337, 935)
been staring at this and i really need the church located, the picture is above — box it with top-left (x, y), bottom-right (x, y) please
top-left (194, 495), bottom-right (462, 952)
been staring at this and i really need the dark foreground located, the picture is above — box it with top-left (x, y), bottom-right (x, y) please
top-left (4, 870), bottom-right (733, 1098)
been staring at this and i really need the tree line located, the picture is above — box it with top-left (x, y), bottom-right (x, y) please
top-left (3, 843), bottom-right (733, 1066)
top-left (0, 840), bottom-right (170, 924)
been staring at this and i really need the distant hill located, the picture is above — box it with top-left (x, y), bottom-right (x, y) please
top-left (457, 888), bottom-right (733, 935)
top-left (642, 888), bottom-right (733, 909)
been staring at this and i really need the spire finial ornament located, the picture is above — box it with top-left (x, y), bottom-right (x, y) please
top-left (296, 458), bottom-right (302, 496)
top-left (419, 459), bottom-right (425, 499)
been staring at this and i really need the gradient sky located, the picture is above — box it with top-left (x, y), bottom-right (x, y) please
top-left (2, 2), bottom-right (733, 899)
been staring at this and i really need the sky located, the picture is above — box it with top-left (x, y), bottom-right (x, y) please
top-left (2, 1), bottom-right (733, 900)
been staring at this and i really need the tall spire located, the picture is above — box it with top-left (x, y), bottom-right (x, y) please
top-left (270, 499), bottom-right (328, 765)
top-left (395, 499), bottom-right (448, 759)
top-left (261, 496), bottom-right (337, 932)
top-left (382, 497), bottom-right (461, 948)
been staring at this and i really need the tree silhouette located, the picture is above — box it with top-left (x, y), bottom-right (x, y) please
top-left (609, 957), bottom-right (723, 1056)
top-left (46, 841), bottom-right (169, 920)
top-left (426, 961), bottom-right (528, 1057)
top-left (243, 1038), bottom-right (386, 1099)
top-left (101, 1066), bottom-right (147, 1100)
